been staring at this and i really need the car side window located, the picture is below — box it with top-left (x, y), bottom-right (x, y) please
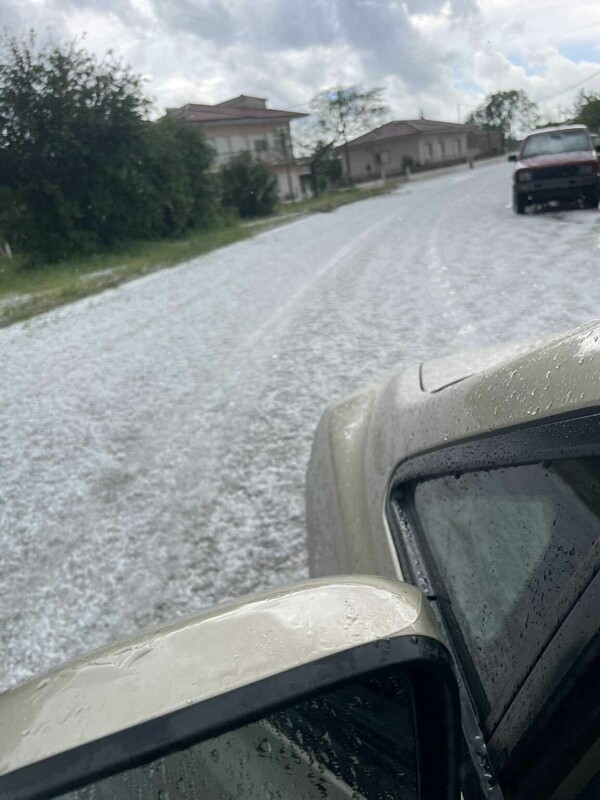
top-left (410, 458), bottom-right (600, 727)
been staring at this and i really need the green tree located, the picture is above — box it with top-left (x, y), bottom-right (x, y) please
top-left (140, 118), bottom-right (217, 238)
top-left (309, 86), bottom-right (388, 183)
top-left (220, 152), bottom-right (278, 217)
top-left (309, 140), bottom-right (342, 195)
top-left (0, 32), bottom-right (151, 260)
top-left (466, 90), bottom-right (539, 144)
top-left (572, 90), bottom-right (600, 132)
top-left (0, 32), bottom-right (217, 262)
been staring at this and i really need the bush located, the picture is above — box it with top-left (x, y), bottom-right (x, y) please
top-left (135, 118), bottom-right (218, 239)
top-left (0, 33), bottom-right (217, 263)
top-left (220, 152), bottom-right (278, 217)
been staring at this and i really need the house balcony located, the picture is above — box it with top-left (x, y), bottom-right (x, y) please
top-left (211, 148), bottom-right (296, 169)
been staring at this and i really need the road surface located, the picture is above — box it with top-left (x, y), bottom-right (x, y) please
top-left (2, 162), bottom-right (600, 689)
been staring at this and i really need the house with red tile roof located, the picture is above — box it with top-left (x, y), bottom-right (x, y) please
top-left (338, 118), bottom-right (500, 181)
top-left (165, 96), bottom-right (310, 200)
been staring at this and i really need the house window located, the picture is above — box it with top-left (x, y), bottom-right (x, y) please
top-left (230, 134), bottom-right (248, 154)
top-left (253, 138), bottom-right (268, 153)
top-left (424, 142), bottom-right (433, 159)
top-left (275, 128), bottom-right (289, 157)
top-left (215, 136), bottom-right (230, 155)
top-left (375, 151), bottom-right (390, 165)
top-left (440, 141), bottom-right (446, 156)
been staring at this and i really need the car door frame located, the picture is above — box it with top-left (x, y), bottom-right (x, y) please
top-left (385, 407), bottom-right (600, 799)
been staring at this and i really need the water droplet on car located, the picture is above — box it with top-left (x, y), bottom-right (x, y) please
top-left (257, 739), bottom-right (272, 757)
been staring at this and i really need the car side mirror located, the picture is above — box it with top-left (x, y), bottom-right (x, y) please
top-left (0, 578), bottom-right (460, 800)
top-left (507, 154), bottom-right (517, 162)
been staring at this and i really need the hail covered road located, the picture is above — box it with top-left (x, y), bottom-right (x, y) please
top-left (3, 161), bottom-right (600, 689)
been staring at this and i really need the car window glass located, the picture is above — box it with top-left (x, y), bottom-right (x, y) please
top-left (56, 674), bottom-right (417, 799)
top-left (412, 458), bottom-right (600, 722)
top-left (521, 129), bottom-right (590, 157)
top-left (577, 765), bottom-right (600, 800)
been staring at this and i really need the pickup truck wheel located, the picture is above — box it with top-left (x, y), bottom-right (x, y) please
top-left (583, 189), bottom-right (600, 209)
top-left (513, 190), bottom-right (527, 214)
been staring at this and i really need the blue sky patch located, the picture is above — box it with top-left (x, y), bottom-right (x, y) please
top-left (506, 52), bottom-right (547, 77)
top-left (557, 41), bottom-right (600, 63)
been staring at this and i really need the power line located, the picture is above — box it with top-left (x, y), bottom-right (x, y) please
top-left (288, 100), bottom-right (312, 110)
top-left (289, 65), bottom-right (600, 116)
top-left (537, 67), bottom-right (600, 104)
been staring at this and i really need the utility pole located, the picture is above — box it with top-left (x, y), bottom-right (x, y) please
top-left (278, 128), bottom-right (294, 200)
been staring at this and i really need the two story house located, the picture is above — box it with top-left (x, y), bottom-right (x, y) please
top-left (165, 95), bottom-right (309, 200)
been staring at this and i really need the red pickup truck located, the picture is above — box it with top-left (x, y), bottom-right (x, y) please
top-left (509, 125), bottom-right (599, 214)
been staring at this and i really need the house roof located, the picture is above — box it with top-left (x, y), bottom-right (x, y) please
top-left (215, 95), bottom-right (267, 108)
top-left (165, 96), bottom-right (307, 124)
top-left (346, 118), bottom-right (476, 147)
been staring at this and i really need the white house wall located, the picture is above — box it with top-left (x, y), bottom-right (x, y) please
top-left (203, 122), bottom-right (291, 166)
top-left (345, 130), bottom-right (472, 179)
top-left (274, 167), bottom-right (304, 201)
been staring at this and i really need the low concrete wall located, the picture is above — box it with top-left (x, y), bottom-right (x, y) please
top-left (404, 153), bottom-right (507, 183)
top-left (353, 154), bottom-right (507, 190)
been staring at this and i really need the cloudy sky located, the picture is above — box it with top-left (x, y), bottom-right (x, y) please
top-left (2, 0), bottom-right (600, 125)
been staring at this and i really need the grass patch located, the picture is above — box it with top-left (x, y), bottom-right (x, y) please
top-left (0, 224), bottom-right (251, 327)
top-left (0, 181), bottom-right (397, 327)
top-left (276, 182), bottom-right (395, 215)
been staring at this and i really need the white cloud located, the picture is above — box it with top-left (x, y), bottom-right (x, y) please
top-left (2, 0), bottom-right (600, 124)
